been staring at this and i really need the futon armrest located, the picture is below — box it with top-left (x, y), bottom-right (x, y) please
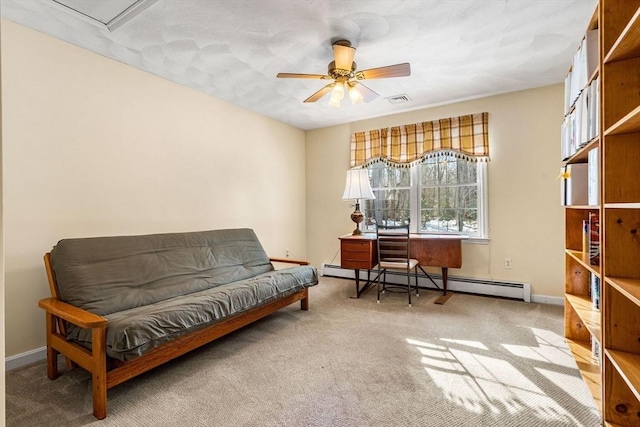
top-left (38, 298), bottom-right (107, 329)
top-left (269, 257), bottom-right (310, 266)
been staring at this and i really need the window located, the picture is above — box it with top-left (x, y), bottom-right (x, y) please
top-left (362, 155), bottom-right (488, 239)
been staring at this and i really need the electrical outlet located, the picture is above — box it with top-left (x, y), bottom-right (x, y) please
top-left (504, 258), bottom-right (512, 269)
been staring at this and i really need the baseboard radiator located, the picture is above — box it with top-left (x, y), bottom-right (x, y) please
top-left (320, 263), bottom-right (531, 302)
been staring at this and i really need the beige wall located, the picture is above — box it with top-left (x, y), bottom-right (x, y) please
top-left (306, 84), bottom-right (565, 299)
top-left (1, 20), bottom-right (307, 357)
top-left (0, 17), bottom-right (6, 418)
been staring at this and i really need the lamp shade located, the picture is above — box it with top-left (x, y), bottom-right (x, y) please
top-left (342, 169), bottom-right (375, 200)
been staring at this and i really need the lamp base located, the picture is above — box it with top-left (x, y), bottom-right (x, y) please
top-left (350, 201), bottom-right (364, 235)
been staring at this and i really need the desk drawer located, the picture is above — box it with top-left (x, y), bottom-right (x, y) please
top-left (341, 259), bottom-right (373, 270)
top-left (342, 240), bottom-right (371, 253)
top-left (341, 239), bottom-right (375, 269)
top-left (342, 249), bottom-right (371, 261)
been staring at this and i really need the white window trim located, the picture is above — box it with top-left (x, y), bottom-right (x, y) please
top-left (364, 161), bottom-right (489, 241)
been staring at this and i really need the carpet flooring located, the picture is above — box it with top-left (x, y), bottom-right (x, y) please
top-left (6, 277), bottom-right (601, 426)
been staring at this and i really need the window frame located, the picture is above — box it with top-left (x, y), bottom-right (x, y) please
top-left (363, 159), bottom-right (489, 241)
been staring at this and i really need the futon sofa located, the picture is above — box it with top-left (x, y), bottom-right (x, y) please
top-left (38, 228), bottom-right (318, 419)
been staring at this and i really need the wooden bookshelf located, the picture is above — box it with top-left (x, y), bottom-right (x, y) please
top-left (565, 1), bottom-right (640, 425)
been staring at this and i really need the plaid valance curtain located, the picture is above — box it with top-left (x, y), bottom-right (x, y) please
top-left (350, 112), bottom-right (490, 168)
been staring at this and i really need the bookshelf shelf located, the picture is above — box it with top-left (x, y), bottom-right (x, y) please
top-left (566, 293), bottom-right (602, 342)
top-left (604, 105), bottom-right (640, 135)
top-left (565, 205), bottom-right (599, 210)
top-left (606, 350), bottom-right (640, 402)
top-left (564, 136), bottom-right (599, 164)
top-left (605, 277), bottom-right (640, 307)
top-left (603, 7), bottom-right (640, 63)
top-left (604, 203), bottom-right (640, 209)
top-left (566, 338), bottom-right (602, 411)
top-left (566, 249), bottom-right (601, 277)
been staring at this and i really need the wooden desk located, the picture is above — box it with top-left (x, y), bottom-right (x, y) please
top-left (339, 233), bottom-right (463, 298)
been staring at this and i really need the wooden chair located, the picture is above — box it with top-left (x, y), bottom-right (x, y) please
top-left (375, 223), bottom-right (420, 307)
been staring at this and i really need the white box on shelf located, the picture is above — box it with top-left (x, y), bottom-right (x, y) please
top-left (585, 29), bottom-right (599, 79)
top-left (562, 163), bottom-right (589, 206)
top-left (588, 147), bottom-right (600, 206)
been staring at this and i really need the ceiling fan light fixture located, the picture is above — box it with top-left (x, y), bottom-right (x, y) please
top-left (348, 85), bottom-right (363, 104)
top-left (328, 94), bottom-right (342, 107)
top-left (328, 82), bottom-right (345, 107)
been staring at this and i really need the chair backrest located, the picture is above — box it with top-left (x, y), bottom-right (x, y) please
top-left (376, 223), bottom-right (411, 264)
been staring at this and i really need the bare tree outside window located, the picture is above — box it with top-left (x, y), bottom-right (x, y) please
top-left (363, 156), bottom-right (485, 236)
top-left (420, 156), bottom-right (478, 233)
top-left (363, 165), bottom-right (410, 228)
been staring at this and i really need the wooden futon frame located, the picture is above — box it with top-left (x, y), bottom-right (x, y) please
top-left (38, 253), bottom-right (310, 419)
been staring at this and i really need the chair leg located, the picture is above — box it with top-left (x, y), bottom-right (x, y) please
top-left (377, 268), bottom-right (382, 303)
top-left (415, 268), bottom-right (419, 297)
top-left (407, 269), bottom-right (412, 307)
top-left (382, 270), bottom-right (387, 294)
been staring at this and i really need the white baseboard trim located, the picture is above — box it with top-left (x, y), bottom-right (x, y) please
top-left (6, 346), bottom-right (47, 371)
top-left (530, 294), bottom-right (564, 306)
top-left (321, 263), bottom-right (532, 302)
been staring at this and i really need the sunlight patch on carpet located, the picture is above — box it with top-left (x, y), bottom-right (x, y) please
top-left (502, 327), bottom-right (575, 368)
top-left (406, 329), bottom-right (588, 424)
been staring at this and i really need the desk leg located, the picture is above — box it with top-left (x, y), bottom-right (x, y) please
top-left (350, 269), bottom-right (376, 299)
top-left (352, 269), bottom-right (361, 298)
top-left (434, 267), bottom-right (455, 304)
top-left (441, 268), bottom-right (448, 294)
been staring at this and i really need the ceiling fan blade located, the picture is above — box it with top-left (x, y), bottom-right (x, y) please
top-left (304, 83), bottom-right (335, 103)
top-left (277, 73), bottom-right (330, 79)
top-left (351, 82), bottom-right (379, 103)
top-left (333, 43), bottom-right (356, 71)
top-left (356, 63), bottom-right (411, 80)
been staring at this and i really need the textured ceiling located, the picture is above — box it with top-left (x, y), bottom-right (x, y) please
top-left (1, 0), bottom-right (597, 130)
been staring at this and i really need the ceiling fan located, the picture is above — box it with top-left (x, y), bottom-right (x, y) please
top-left (277, 40), bottom-right (411, 107)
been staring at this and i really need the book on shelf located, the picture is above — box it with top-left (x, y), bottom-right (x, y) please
top-left (564, 29), bottom-right (599, 115)
top-left (561, 28), bottom-right (599, 162)
top-left (591, 336), bottom-right (601, 366)
top-left (561, 77), bottom-right (600, 161)
top-left (588, 147), bottom-right (599, 206)
top-left (591, 273), bottom-right (600, 311)
top-left (582, 220), bottom-right (589, 254)
top-left (588, 211), bottom-right (600, 266)
top-left (561, 163), bottom-right (588, 205)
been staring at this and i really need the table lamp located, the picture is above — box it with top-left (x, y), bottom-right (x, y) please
top-left (342, 169), bottom-right (375, 235)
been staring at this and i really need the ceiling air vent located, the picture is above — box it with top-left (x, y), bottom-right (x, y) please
top-left (386, 94), bottom-right (412, 104)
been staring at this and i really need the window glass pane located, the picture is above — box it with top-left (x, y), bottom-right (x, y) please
top-left (366, 188), bottom-right (410, 226)
top-left (369, 164), bottom-right (410, 188)
top-left (458, 160), bottom-right (477, 184)
top-left (459, 185), bottom-right (477, 209)
top-left (420, 159), bottom-right (438, 185)
top-left (389, 167), bottom-right (410, 187)
top-left (460, 209), bottom-right (478, 233)
top-left (441, 159), bottom-right (458, 184)
top-left (438, 187), bottom-right (457, 211)
top-left (420, 187), bottom-right (438, 210)
top-left (421, 209), bottom-right (438, 232)
top-left (439, 208), bottom-right (458, 232)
